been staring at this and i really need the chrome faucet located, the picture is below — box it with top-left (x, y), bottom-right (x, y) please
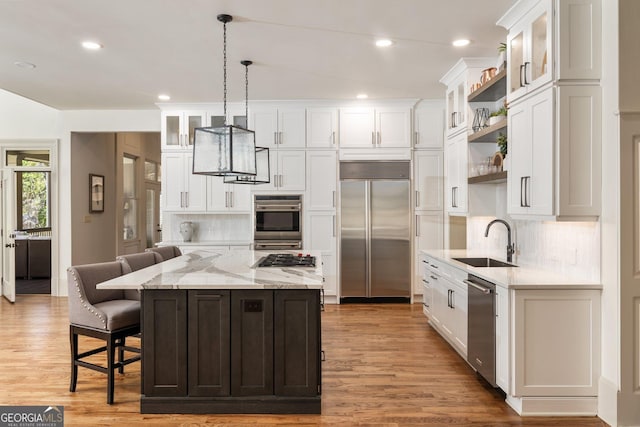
top-left (485, 219), bottom-right (515, 263)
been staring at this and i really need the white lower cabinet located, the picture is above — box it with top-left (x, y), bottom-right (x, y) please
top-left (413, 212), bottom-right (443, 296)
top-left (421, 253), bottom-right (602, 416)
top-left (422, 255), bottom-right (467, 358)
top-left (304, 211), bottom-right (337, 297)
top-left (511, 289), bottom-right (601, 399)
top-left (495, 285), bottom-right (509, 392)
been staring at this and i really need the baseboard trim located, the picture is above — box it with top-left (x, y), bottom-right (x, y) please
top-left (597, 376), bottom-right (618, 426)
top-left (506, 395), bottom-right (598, 416)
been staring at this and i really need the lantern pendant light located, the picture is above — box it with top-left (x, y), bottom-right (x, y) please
top-left (224, 60), bottom-right (270, 184)
top-left (192, 14), bottom-right (257, 177)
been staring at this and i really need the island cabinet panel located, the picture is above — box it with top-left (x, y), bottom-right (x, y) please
top-left (142, 290), bottom-right (188, 397)
top-left (141, 288), bottom-right (321, 414)
top-left (230, 291), bottom-right (274, 396)
top-left (188, 290), bottom-right (230, 397)
top-left (274, 290), bottom-right (321, 397)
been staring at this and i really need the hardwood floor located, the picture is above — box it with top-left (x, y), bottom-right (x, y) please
top-left (0, 296), bottom-right (607, 426)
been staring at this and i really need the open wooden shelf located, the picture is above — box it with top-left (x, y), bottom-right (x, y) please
top-left (468, 170), bottom-right (507, 184)
top-left (468, 120), bottom-right (507, 143)
top-left (467, 68), bottom-right (507, 103)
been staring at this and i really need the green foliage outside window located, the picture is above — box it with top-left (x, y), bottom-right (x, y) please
top-left (19, 160), bottom-right (49, 229)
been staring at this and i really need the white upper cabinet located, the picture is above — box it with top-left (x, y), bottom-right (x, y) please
top-left (498, 0), bottom-right (602, 103)
top-left (339, 107), bottom-right (411, 148)
top-left (250, 105), bottom-right (306, 149)
top-left (414, 101), bottom-right (445, 149)
top-left (207, 178), bottom-right (251, 213)
top-left (162, 152), bottom-right (207, 212)
top-left (507, 88), bottom-right (554, 216)
top-left (445, 133), bottom-right (468, 215)
top-left (507, 85), bottom-right (601, 219)
top-left (206, 104), bottom-right (247, 129)
top-left (339, 108), bottom-right (376, 147)
top-left (253, 150), bottom-right (306, 192)
top-left (414, 151), bottom-right (443, 211)
top-left (306, 150), bottom-right (337, 211)
top-left (161, 110), bottom-right (206, 151)
top-left (440, 58), bottom-right (497, 138)
top-left (306, 108), bottom-right (338, 148)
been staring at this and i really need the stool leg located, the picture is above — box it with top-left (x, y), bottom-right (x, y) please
top-left (118, 337), bottom-right (125, 374)
top-left (107, 335), bottom-right (115, 404)
top-left (69, 326), bottom-right (78, 392)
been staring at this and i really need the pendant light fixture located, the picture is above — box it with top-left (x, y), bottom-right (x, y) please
top-left (224, 60), bottom-right (270, 184)
top-left (192, 14), bottom-right (257, 178)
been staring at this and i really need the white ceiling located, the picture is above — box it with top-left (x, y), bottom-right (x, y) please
top-left (0, 0), bottom-right (514, 110)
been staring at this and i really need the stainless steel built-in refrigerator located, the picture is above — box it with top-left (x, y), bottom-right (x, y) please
top-left (340, 161), bottom-right (411, 302)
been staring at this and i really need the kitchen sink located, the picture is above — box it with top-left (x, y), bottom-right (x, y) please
top-left (453, 257), bottom-right (517, 268)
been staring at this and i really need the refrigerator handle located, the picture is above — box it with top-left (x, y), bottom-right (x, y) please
top-left (365, 181), bottom-right (371, 297)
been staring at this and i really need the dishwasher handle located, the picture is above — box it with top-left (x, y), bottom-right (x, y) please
top-left (464, 279), bottom-right (493, 295)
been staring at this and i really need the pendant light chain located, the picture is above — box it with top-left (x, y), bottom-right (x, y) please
top-left (222, 20), bottom-right (228, 125)
top-left (245, 62), bottom-right (249, 122)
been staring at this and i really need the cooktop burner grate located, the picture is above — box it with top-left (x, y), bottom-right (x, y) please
top-left (258, 253), bottom-right (316, 268)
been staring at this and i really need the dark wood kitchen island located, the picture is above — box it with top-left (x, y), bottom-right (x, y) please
top-left (98, 250), bottom-right (323, 414)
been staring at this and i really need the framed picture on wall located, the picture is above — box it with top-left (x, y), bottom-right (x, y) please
top-left (89, 174), bottom-right (104, 213)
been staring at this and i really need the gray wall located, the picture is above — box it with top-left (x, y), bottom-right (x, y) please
top-left (70, 132), bottom-right (117, 265)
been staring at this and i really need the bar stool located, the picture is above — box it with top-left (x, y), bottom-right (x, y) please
top-left (67, 261), bottom-right (141, 404)
top-left (145, 245), bottom-right (182, 261)
top-left (116, 251), bottom-right (162, 274)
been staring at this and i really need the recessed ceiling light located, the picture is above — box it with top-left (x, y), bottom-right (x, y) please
top-left (14, 61), bottom-right (36, 69)
top-left (452, 39), bottom-right (471, 47)
top-left (82, 41), bottom-right (103, 50)
top-left (356, 94), bottom-right (368, 99)
top-left (158, 94), bottom-right (171, 101)
top-left (375, 39), bottom-right (393, 47)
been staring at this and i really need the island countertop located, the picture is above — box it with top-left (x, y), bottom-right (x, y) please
top-left (97, 249), bottom-right (324, 290)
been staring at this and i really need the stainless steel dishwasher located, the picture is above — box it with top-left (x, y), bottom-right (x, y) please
top-left (465, 274), bottom-right (497, 387)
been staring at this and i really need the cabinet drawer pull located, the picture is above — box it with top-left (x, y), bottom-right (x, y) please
top-left (430, 275), bottom-right (438, 281)
top-left (332, 131), bottom-right (336, 145)
top-left (415, 215), bottom-right (419, 237)
top-left (523, 61), bottom-right (530, 85)
top-left (519, 64), bottom-right (526, 88)
top-left (415, 190), bottom-right (419, 207)
top-left (377, 131), bottom-right (381, 145)
top-left (371, 132), bottom-right (376, 146)
top-left (520, 177), bottom-right (525, 207)
top-left (415, 131), bottom-right (419, 146)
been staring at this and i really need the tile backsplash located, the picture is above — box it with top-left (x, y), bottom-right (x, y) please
top-left (467, 216), bottom-right (600, 282)
top-left (163, 213), bottom-right (252, 243)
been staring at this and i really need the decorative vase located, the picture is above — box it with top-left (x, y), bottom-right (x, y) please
top-left (179, 221), bottom-right (194, 242)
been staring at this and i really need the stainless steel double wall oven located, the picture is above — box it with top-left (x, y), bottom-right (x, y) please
top-left (253, 195), bottom-right (302, 250)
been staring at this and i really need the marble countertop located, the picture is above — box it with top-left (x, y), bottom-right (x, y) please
top-left (422, 249), bottom-right (602, 290)
top-left (97, 249), bottom-right (324, 290)
top-left (157, 240), bottom-right (251, 246)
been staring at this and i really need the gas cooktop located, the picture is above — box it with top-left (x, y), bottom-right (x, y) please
top-left (258, 253), bottom-right (316, 268)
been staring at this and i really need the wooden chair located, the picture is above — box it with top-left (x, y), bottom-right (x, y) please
top-left (67, 261), bottom-right (141, 404)
top-left (145, 245), bottom-right (182, 261)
